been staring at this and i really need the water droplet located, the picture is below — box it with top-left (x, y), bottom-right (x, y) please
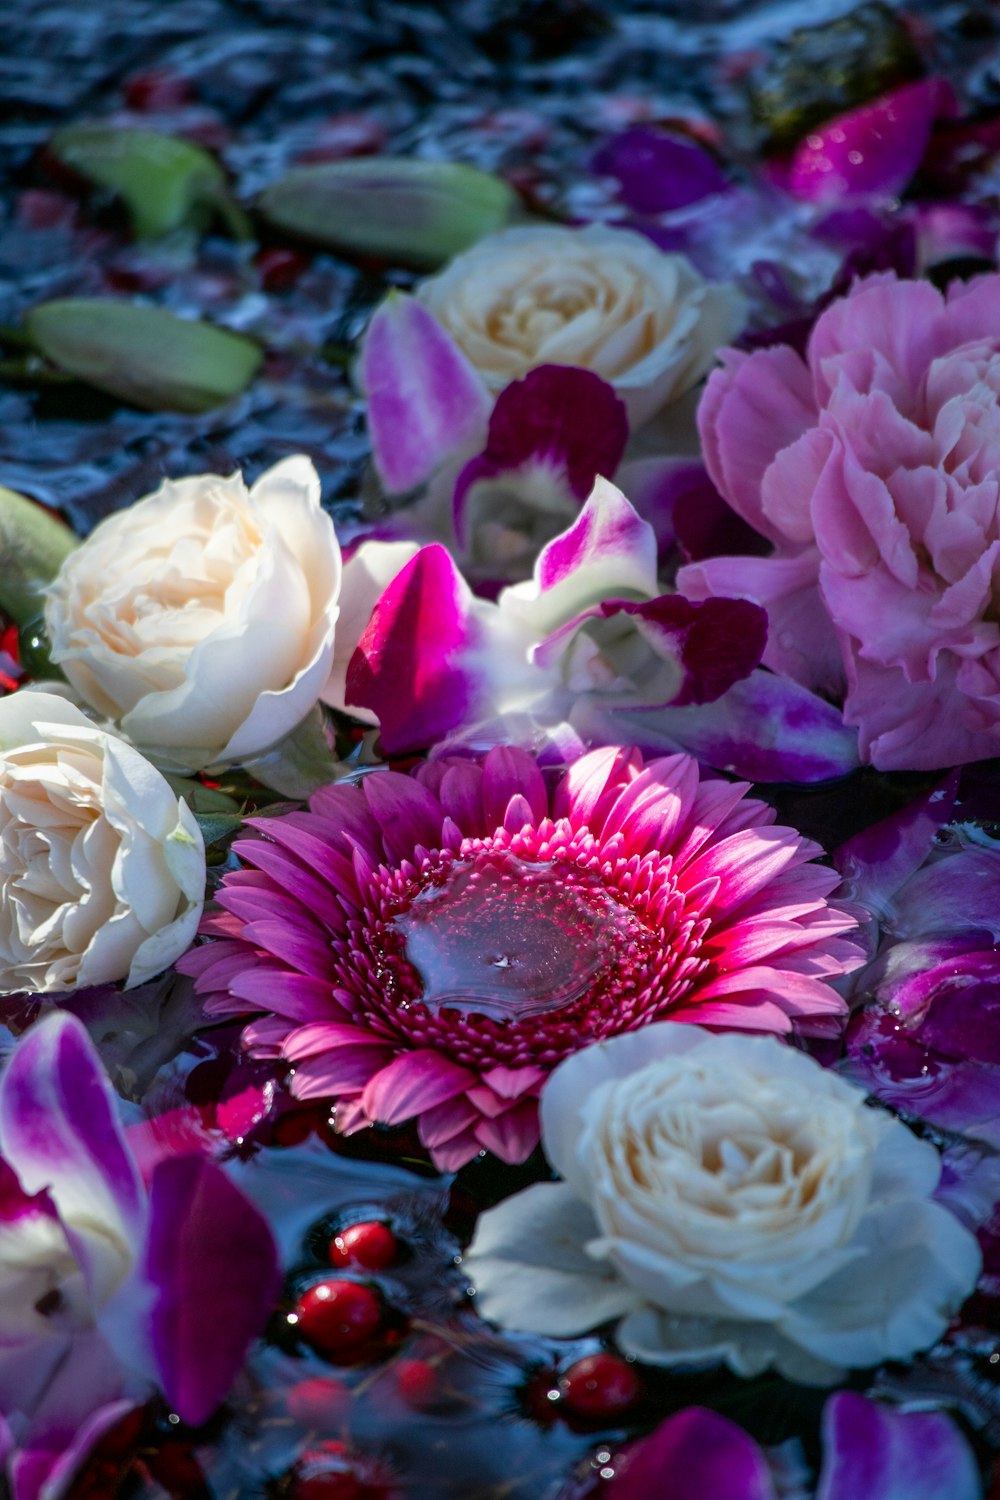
top-left (387, 850), bottom-right (643, 1021)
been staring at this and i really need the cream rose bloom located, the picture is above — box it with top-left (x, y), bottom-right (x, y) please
top-left (415, 224), bottom-right (745, 428)
top-left (0, 693), bottom-right (205, 995)
top-left (464, 1025), bottom-right (981, 1385)
top-left (44, 456), bottom-right (341, 772)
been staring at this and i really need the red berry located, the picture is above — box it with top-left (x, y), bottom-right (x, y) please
top-left (394, 1358), bottom-right (437, 1408)
top-left (295, 1280), bottom-right (382, 1354)
top-left (255, 247), bottom-right (311, 293)
top-left (558, 1354), bottom-right (641, 1420)
top-left (329, 1222), bottom-right (397, 1271)
top-left (286, 1376), bottom-right (352, 1426)
top-left (123, 69), bottom-right (194, 112)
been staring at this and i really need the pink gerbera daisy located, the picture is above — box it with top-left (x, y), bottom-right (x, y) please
top-left (180, 746), bottom-right (861, 1170)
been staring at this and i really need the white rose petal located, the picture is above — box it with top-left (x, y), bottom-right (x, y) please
top-left (464, 1024), bottom-right (982, 1384)
top-left (0, 693), bottom-right (206, 995)
top-left (44, 456), bottom-right (342, 772)
top-left (416, 224), bottom-right (746, 429)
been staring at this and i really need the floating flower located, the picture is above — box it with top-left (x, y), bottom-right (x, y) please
top-left (0, 1010), bottom-right (278, 1500)
top-left (345, 478), bottom-right (860, 784)
top-left (606, 1395), bottom-right (981, 1500)
top-left (43, 456), bottom-right (342, 772)
top-left (464, 1024), bottom-right (980, 1383)
top-left (679, 271), bottom-right (1000, 769)
top-left (180, 745), bottom-right (861, 1171)
top-left (0, 692), bottom-right (205, 996)
top-left (414, 224), bottom-right (745, 428)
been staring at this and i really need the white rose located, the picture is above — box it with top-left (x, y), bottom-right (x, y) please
top-left (464, 1025), bottom-right (981, 1385)
top-left (0, 693), bottom-right (205, 995)
top-left (415, 224), bottom-right (745, 428)
top-left (44, 456), bottom-right (342, 771)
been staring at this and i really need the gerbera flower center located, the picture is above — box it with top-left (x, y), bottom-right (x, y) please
top-left (387, 849), bottom-right (644, 1020)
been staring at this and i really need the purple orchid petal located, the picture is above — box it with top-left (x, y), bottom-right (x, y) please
top-left (835, 773), bottom-right (958, 921)
top-left (591, 127), bottom-right (730, 214)
top-left (346, 544), bottom-right (491, 754)
top-left (601, 667), bottom-right (859, 783)
top-left (620, 456), bottom-right (772, 568)
top-left (816, 1392), bottom-right (980, 1500)
top-left (142, 1155), bottom-right (279, 1428)
top-left (359, 293), bottom-right (491, 494)
top-left (608, 1406), bottom-right (776, 1500)
top-left (914, 202), bottom-right (999, 269)
top-left (787, 79), bottom-right (951, 203)
top-left (0, 1013), bottom-right (144, 1307)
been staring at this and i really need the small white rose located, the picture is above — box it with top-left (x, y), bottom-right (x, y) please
top-left (44, 456), bottom-right (342, 772)
top-left (415, 224), bottom-right (745, 428)
top-left (0, 693), bottom-right (206, 995)
top-left (464, 1024), bottom-right (981, 1384)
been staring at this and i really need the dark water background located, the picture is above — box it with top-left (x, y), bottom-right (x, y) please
top-left (2, 2), bottom-right (1000, 1497)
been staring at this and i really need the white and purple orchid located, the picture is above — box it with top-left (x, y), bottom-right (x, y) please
top-left (345, 476), bottom-right (859, 782)
top-left (358, 292), bottom-right (633, 586)
top-left (0, 1011), bottom-right (278, 1500)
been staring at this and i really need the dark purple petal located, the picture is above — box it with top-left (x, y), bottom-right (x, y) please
top-left (816, 1392), bottom-right (980, 1500)
top-left (453, 365), bottom-right (628, 545)
top-left (604, 594), bottom-right (767, 706)
top-left (143, 1155), bottom-right (279, 1428)
top-left (608, 1406), bottom-right (776, 1500)
top-left (0, 1012), bottom-right (144, 1305)
top-left (787, 79), bottom-right (951, 203)
top-left (590, 127), bottom-right (730, 214)
top-left (359, 293), bottom-right (490, 494)
top-left (346, 544), bottom-right (487, 754)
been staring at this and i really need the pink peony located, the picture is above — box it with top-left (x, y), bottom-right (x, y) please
top-left (678, 271), bottom-right (1000, 770)
top-left (179, 746), bottom-right (860, 1170)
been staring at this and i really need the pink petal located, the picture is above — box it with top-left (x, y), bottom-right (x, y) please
top-left (361, 1050), bottom-right (477, 1127)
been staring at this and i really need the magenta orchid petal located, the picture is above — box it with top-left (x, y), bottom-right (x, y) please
top-left (0, 1013), bottom-right (144, 1308)
top-left (185, 747), bottom-right (861, 1169)
top-left (787, 80), bottom-right (950, 204)
top-left (815, 1392), bottom-right (980, 1500)
top-left (834, 773), bottom-right (959, 927)
top-left (345, 544), bottom-right (491, 753)
top-left (359, 292), bottom-right (490, 494)
top-left (142, 1155), bottom-right (278, 1428)
top-left (608, 1406), bottom-right (777, 1500)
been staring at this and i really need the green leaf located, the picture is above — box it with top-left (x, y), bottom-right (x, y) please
top-left (192, 812), bottom-right (245, 848)
top-left (258, 157), bottom-right (516, 269)
top-left (243, 705), bottom-right (344, 798)
top-left (0, 485), bottom-right (78, 625)
top-left (49, 124), bottom-right (251, 240)
top-left (25, 299), bottom-right (263, 413)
